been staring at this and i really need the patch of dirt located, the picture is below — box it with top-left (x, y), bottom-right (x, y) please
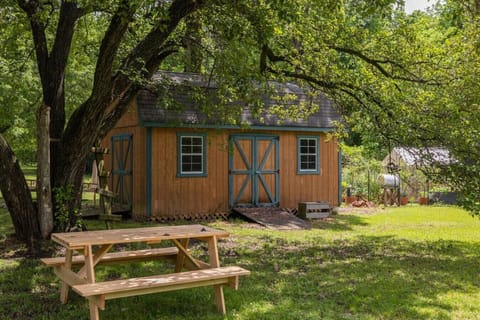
top-left (0, 234), bottom-right (29, 259)
top-left (0, 232), bottom-right (60, 259)
top-left (337, 206), bottom-right (382, 214)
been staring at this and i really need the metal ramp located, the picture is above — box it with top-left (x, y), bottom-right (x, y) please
top-left (232, 207), bottom-right (311, 230)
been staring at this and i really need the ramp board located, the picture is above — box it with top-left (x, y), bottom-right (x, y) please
top-left (233, 207), bottom-right (310, 230)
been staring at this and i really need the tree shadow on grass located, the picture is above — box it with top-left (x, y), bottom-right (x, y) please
top-left (3, 233), bottom-right (480, 320)
top-left (310, 214), bottom-right (369, 231)
top-left (0, 258), bottom-right (79, 320)
top-left (0, 256), bottom-right (231, 320)
top-left (224, 235), bottom-right (480, 320)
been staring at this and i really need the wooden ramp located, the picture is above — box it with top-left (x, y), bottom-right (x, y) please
top-left (232, 207), bottom-right (311, 230)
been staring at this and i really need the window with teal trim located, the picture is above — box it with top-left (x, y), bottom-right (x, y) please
top-left (178, 134), bottom-right (206, 176)
top-left (298, 136), bottom-right (319, 174)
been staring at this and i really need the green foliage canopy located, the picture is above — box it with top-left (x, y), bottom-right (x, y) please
top-left (2, 0), bottom-right (480, 218)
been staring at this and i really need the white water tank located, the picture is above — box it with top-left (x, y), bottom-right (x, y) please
top-left (378, 174), bottom-right (400, 188)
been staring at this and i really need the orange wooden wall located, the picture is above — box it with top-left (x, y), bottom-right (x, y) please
top-left (149, 129), bottom-right (229, 219)
top-left (102, 103), bottom-right (148, 219)
top-left (277, 131), bottom-right (339, 207)
top-left (148, 128), bottom-right (338, 219)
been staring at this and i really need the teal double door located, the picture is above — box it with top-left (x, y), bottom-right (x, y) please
top-left (229, 135), bottom-right (280, 208)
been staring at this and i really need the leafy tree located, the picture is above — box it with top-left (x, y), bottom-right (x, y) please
top-left (345, 1), bottom-right (480, 214)
top-left (0, 4), bottom-right (40, 162)
top-left (1, 0), bottom-right (474, 254)
top-left (342, 145), bottom-right (382, 201)
top-left (420, 0), bottom-right (480, 214)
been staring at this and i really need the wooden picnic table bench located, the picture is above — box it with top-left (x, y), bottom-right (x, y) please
top-left (42, 247), bottom-right (179, 267)
top-left (42, 224), bottom-right (249, 320)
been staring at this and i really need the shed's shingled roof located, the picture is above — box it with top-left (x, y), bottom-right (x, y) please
top-left (136, 72), bottom-right (342, 130)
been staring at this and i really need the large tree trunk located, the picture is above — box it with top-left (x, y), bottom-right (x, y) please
top-left (36, 104), bottom-right (53, 238)
top-left (0, 134), bottom-right (40, 254)
top-left (2, 0), bottom-right (205, 246)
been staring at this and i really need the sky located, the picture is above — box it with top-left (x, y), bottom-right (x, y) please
top-left (404, 0), bottom-right (437, 13)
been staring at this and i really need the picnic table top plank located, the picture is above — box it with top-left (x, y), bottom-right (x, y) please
top-left (51, 224), bottom-right (229, 248)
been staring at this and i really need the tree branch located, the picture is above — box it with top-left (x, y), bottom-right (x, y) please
top-left (48, 2), bottom-right (83, 75)
top-left (260, 44), bottom-right (289, 73)
top-left (91, 0), bottom-right (137, 100)
top-left (330, 45), bottom-right (442, 85)
top-left (265, 62), bottom-right (404, 135)
top-left (145, 47), bottom-right (179, 76)
top-left (99, 47), bottom-right (178, 137)
top-left (123, 0), bottom-right (205, 75)
top-left (17, 0), bottom-right (49, 81)
top-left (62, 0), bottom-right (207, 183)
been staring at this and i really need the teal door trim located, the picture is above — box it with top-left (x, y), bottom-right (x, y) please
top-left (146, 128), bottom-right (152, 218)
top-left (111, 133), bottom-right (133, 210)
top-left (229, 134), bottom-right (279, 208)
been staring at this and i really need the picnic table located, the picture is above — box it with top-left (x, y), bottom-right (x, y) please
top-left (42, 224), bottom-right (249, 320)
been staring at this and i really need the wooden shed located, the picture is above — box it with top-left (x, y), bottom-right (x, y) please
top-left (103, 72), bottom-right (342, 220)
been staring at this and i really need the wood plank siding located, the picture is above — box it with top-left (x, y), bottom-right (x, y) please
top-left (149, 128), bottom-right (230, 219)
top-left (103, 101), bottom-right (339, 220)
top-left (276, 131), bottom-right (338, 208)
top-left (102, 103), bottom-right (147, 219)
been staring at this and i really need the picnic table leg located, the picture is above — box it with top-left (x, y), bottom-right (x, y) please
top-left (207, 236), bottom-right (226, 315)
top-left (84, 245), bottom-right (100, 320)
top-left (78, 244), bottom-right (113, 278)
top-left (174, 238), bottom-right (189, 272)
top-left (60, 249), bottom-right (73, 304)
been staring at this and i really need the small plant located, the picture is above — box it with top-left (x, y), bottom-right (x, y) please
top-left (53, 185), bottom-right (84, 232)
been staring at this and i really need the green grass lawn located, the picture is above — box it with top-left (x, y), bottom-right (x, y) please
top-left (1, 206), bottom-right (480, 319)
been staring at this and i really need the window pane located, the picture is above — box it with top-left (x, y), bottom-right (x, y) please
top-left (192, 145), bottom-right (202, 153)
top-left (191, 163), bottom-right (202, 172)
top-left (299, 137), bottom-right (318, 172)
top-left (182, 137), bottom-right (192, 145)
top-left (182, 155), bottom-right (192, 163)
top-left (192, 137), bottom-right (202, 145)
top-left (180, 135), bottom-right (205, 174)
top-left (191, 155), bottom-right (202, 164)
